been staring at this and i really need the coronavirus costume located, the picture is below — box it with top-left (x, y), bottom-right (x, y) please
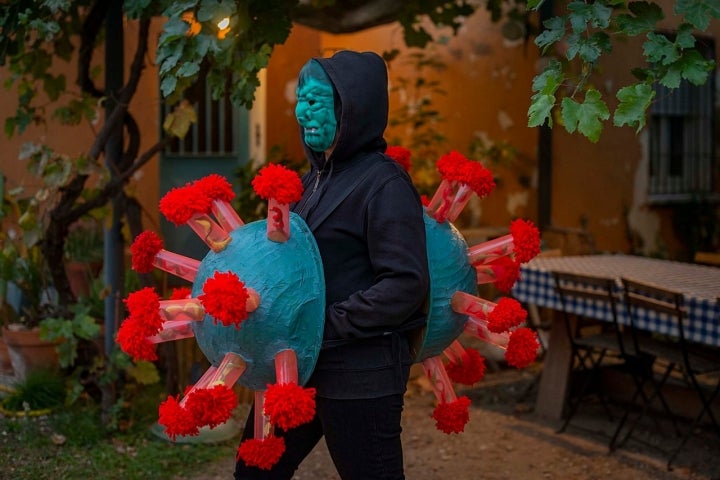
top-left (117, 51), bottom-right (540, 473)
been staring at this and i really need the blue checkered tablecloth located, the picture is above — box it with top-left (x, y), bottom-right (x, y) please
top-left (512, 254), bottom-right (720, 347)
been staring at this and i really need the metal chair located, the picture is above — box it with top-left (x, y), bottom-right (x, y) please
top-left (617, 277), bottom-right (720, 469)
top-left (551, 271), bottom-right (645, 436)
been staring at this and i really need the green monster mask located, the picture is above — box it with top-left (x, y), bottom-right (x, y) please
top-left (295, 60), bottom-right (337, 152)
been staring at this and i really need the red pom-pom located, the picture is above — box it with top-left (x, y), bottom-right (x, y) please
top-left (199, 271), bottom-right (250, 328)
top-left (116, 316), bottom-right (158, 361)
top-left (463, 161), bottom-right (495, 198)
top-left (237, 436), bottom-right (286, 470)
top-left (130, 231), bottom-right (163, 273)
top-left (505, 327), bottom-right (539, 369)
top-left (493, 256), bottom-right (520, 293)
top-left (264, 382), bottom-right (317, 430)
top-left (251, 164), bottom-right (303, 204)
top-left (170, 287), bottom-right (192, 300)
top-left (184, 385), bottom-right (238, 429)
top-left (420, 194), bottom-right (430, 206)
top-left (436, 151), bottom-right (468, 181)
top-left (159, 184), bottom-right (212, 225)
top-left (385, 145), bottom-right (412, 172)
top-left (158, 395), bottom-right (199, 440)
top-left (486, 257), bottom-right (521, 292)
top-left (194, 174), bottom-right (235, 202)
top-left (124, 287), bottom-right (163, 335)
top-left (431, 396), bottom-right (471, 434)
top-left (436, 151), bottom-right (494, 197)
top-left (486, 297), bottom-right (527, 333)
top-left (446, 349), bottom-right (486, 386)
top-left (510, 219), bottom-right (540, 263)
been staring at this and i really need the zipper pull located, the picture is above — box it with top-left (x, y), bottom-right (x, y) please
top-left (311, 169), bottom-right (321, 193)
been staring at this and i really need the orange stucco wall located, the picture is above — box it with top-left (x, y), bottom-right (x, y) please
top-left (550, 0), bottom-right (720, 258)
top-left (268, 11), bottom-right (541, 231)
top-left (0, 18), bottom-right (164, 232)
top-left (2, 5), bottom-right (718, 260)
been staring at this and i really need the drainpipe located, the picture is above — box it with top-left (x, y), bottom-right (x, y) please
top-left (104, 0), bottom-right (124, 357)
top-left (537, 0), bottom-right (554, 230)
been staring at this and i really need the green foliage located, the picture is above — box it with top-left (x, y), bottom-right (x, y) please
top-left (0, 384), bottom-right (236, 479)
top-left (529, 0), bottom-right (718, 141)
top-left (1, 369), bottom-right (66, 412)
top-left (156, 0), bottom-right (293, 109)
top-left (560, 89), bottom-right (610, 142)
top-left (0, 0), bottom-right (93, 137)
top-left (39, 302), bottom-right (102, 368)
top-left (64, 219), bottom-right (104, 263)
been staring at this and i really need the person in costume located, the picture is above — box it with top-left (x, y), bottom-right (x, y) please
top-left (235, 50), bottom-right (430, 479)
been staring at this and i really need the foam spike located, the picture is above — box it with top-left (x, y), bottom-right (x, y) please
top-left (422, 355), bottom-right (458, 404)
top-left (267, 198), bottom-right (291, 243)
top-left (187, 213), bottom-right (232, 252)
top-left (274, 349), bottom-right (299, 384)
top-left (211, 199), bottom-right (244, 231)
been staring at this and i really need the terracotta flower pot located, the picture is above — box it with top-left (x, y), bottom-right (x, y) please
top-left (65, 261), bottom-right (102, 298)
top-left (2, 325), bottom-right (60, 380)
top-left (0, 336), bottom-right (13, 375)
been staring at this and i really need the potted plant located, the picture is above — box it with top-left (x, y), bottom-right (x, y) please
top-left (0, 241), bottom-right (63, 380)
top-left (64, 218), bottom-right (104, 298)
top-left (0, 173), bottom-right (65, 379)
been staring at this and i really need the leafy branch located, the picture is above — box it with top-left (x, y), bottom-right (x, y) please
top-left (528, 0), bottom-right (717, 142)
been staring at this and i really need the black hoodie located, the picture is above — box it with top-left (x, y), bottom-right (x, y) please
top-left (292, 50), bottom-right (430, 399)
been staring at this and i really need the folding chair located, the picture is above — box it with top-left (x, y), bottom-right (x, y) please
top-left (618, 277), bottom-right (720, 469)
top-left (551, 271), bottom-right (643, 435)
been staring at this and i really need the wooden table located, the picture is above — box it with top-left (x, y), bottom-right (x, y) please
top-left (511, 254), bottom-right (720, 419)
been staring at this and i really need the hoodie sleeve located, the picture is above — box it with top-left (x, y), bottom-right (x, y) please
top-left (323, 174), bottom-right (430, 343)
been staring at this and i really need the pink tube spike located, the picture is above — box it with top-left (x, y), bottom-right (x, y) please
top-left (444, 183), bottom-right (474, 223)
top-left (426, 179), bottom-right (455, 223)
top-left (267, 198), bottom-right (290, 243)
top-left (187, 213), bottom-right (232, 252)
top-left (159, 298), bottom-right (205, 322)
top-left (245, 288), bottom-right (261, 313)
top-left (211, 199), bottom-right (244, 231)
top-left (463, 316), bottom-right (510, 348)
top-left (254, 391), bottom-right (274, 440)
top-left (443, 340), bottom-right (467, 364)
top-left (275, 349), bottom-right (299, 385)
top-left (467, 234), bottom-right (514, 266)
top-left (207, 352), bottom-right (247, 387)
top-left (148, 320), bottom-right (196, 343)
top-left (179, 366), bottom-right (218, 407)
top-left (450, 291), bottom-right (495, 320)
top-left (153, 250), bottom-right (201, 282)
top-left (475, 264), bottom-right (499, 285)
top-left (422, 356), bottom-right (458, 404)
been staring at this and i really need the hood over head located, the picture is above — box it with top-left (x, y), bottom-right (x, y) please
top-left (298, 50), bottom-right (388, 170)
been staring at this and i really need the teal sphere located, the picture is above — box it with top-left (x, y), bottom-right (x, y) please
top-left (191, 213), bottom-right (325, 390)
top-left (414, 214), bottom-right (476, 360)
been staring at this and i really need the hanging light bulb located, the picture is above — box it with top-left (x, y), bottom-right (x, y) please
top-left (217, 16), bottom-right (231, 39)
top-left (217, 17), bottom-right (230, 30)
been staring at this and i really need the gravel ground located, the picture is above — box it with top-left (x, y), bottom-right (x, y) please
top-left (181, 364), bottom-right (720, 480)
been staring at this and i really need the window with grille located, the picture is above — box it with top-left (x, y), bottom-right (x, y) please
top-left (162, 76), bottom-right (242, 157)
top-left (648, 36), bottom-right (715, 203)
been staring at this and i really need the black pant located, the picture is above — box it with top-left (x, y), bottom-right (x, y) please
top-left (234, 394), bottom-right (406, 480)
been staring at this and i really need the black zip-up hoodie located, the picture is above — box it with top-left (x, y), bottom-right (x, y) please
top-left (292, 50), bottom-right (430, 399)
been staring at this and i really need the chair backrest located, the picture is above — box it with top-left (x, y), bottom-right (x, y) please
top-left (621, 277), bottom-right (686, 342)
top-left (552, 271), bottom-right (625, 353)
